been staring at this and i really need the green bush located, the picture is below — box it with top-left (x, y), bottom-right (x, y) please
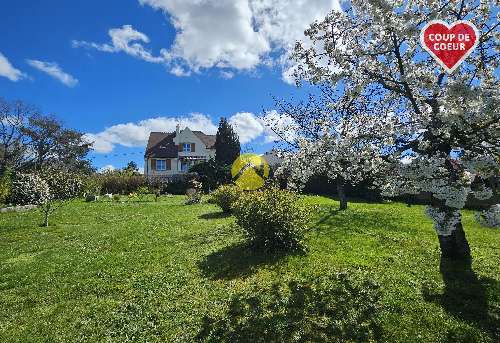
top-left (190, 159), bottom-right (231, 192)
top-left (197, 273), bottom-right (382, 342)
top-left (166, 179), bottom-right (189, 195)
top-left (0, 169), bottom-right (13, 204)
top-left (82, 174), bottom-right (102, 197)
top-left (147, 176), bottom-right (168, 201)
top-left (210, 185), bottom-right (243, 213)
top-left (99, 173), bottom-right (146, 195)
top-left (232, 187), bottom-right (311, 252)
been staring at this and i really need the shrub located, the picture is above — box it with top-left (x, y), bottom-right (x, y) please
top-left (232, 187), bottom-right (311, 252)
top-left (186, 179), bottom-right (203, 205)
top-left (210, 185), bottom-right (243, 213)
top-left (164, 179), bottom-right (187, 195)
top-left (99, 173), bottom-right (146, 195)
top-left (197, 272), bottom-right (382, 342)
top-left (0, 168), bottom-right (13, 204)
top-left (82, 174), bottom-right (102, 197)
top-left (190, 159), bottom-right (231, 192)
top-left (147, 176), bottom-right (168, 201)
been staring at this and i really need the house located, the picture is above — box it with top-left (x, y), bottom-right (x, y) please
top-left (261, 149), bottom-right (282, 169)
top-left (144, 125), bottom-right (216, 178)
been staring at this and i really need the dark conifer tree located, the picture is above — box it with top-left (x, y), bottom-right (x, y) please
top-left (214, 117), bottom-right (240, 165)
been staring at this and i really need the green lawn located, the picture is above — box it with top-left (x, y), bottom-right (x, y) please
top-left (0, 196), bottom-right (498, 342)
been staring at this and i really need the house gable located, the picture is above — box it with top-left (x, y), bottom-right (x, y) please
top-left (174, 127), bottom-right (215, 154)
top-left (144, 132), bottom-right (178, 158)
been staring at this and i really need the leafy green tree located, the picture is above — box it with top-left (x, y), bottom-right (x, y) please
top-left (123, 161), bottom-right (140, 175)
top-left (189, 158), bottom-right (231, 192)
top-left (214, 118), bottom-right (240, 166)
top-left (21, 115), bottom-right (93, 173)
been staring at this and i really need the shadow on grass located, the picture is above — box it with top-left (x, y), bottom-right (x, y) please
top-left (197, 272), bottom-right (383, 342)
top-left (315, 207), bottom-right (408, 234)
top-left (422, 258), bottom-right (500, 340)
top-left (198, 242), bottom-right (293, 280)
top-left (306, 194), bottom-right (384, 205)
top-left (199, 211), bottom-right (231, 220)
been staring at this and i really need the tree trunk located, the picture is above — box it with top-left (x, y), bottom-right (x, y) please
top-left (336, 177), bottom-right (347, 210)
top-left (42, 203), bottom-right (50, 227)
top-left (430, 206), bottom-right (471, 260)
top-left (43, 211), bottom-right (49, 227)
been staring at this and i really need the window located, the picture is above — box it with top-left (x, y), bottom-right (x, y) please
top-left (183, 143), bottom-right (191, 152)
top-left (156, 159), bottom-right (166, 171)
top-left (181, 161), bottom-right (189, 172)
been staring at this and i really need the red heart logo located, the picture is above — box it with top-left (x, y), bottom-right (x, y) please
top-left (420, 20), bottom-right (479, 73)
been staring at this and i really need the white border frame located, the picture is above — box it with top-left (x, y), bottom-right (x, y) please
top-left (420, 20), bottom-right (479, 74)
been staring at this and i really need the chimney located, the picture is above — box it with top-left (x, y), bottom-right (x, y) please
top-left (176, 124), bottom-right (180, 136)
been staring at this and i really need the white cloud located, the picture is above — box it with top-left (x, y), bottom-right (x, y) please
top-left (83, 133), bottom-right (115, 154)
top-left (73, 1), bottom-right (341, 81)
top-left (72, 25), bottom-right (170, 64)
top-left (229, 110), bottom-right (298, 144)
top-left (170, 65), bottom-right (191, 77)
top-left (85, 113), bottom-right (217, 153)
top-left (26, 59), bottom-right (78, 87)
top-left (0, 52), bottom-right (26, 81)
top-left (229, 112), bottom-right (265, 144)
top-left (280, 56), bottom-right (301, 85)
top-left (140, 0), bottom-right (270, 71)
top-left (261, 109), bottom-right (298, 143)
top-left (220, 70), bottom-right (235, 79)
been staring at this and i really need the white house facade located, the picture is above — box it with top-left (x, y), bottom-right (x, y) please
top-left (144, 125), bottom-right (216, 178)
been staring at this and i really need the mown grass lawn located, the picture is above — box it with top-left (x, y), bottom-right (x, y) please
top-left (0, 196), bottom-right (498, 342)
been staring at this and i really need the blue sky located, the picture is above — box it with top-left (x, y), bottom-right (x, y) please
top-left (0, 0), bottom-right (340, 171)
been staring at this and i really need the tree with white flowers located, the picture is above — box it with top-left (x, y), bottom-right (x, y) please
top-left (11, 169), bottom-right (83, 226)
top-left (281, 0), bottom-right (499, 259)
top-left (270, 86), bottom-right (391, 210)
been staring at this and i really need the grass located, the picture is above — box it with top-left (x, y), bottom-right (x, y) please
top-left (0, 195), bottom-right (498, 342)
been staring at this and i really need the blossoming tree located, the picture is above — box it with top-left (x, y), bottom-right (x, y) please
top-left (270, 86), bottom-right (390, 210)
top-left (288, 0), bottom-right (499, 259)
top-left (11, 169), bottom-right (83, 226)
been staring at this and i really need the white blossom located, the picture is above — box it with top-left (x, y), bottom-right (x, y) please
top-left (278, 0), bottom-right (499, 234)
top-left (475, 204), bottom-right (500, 228)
